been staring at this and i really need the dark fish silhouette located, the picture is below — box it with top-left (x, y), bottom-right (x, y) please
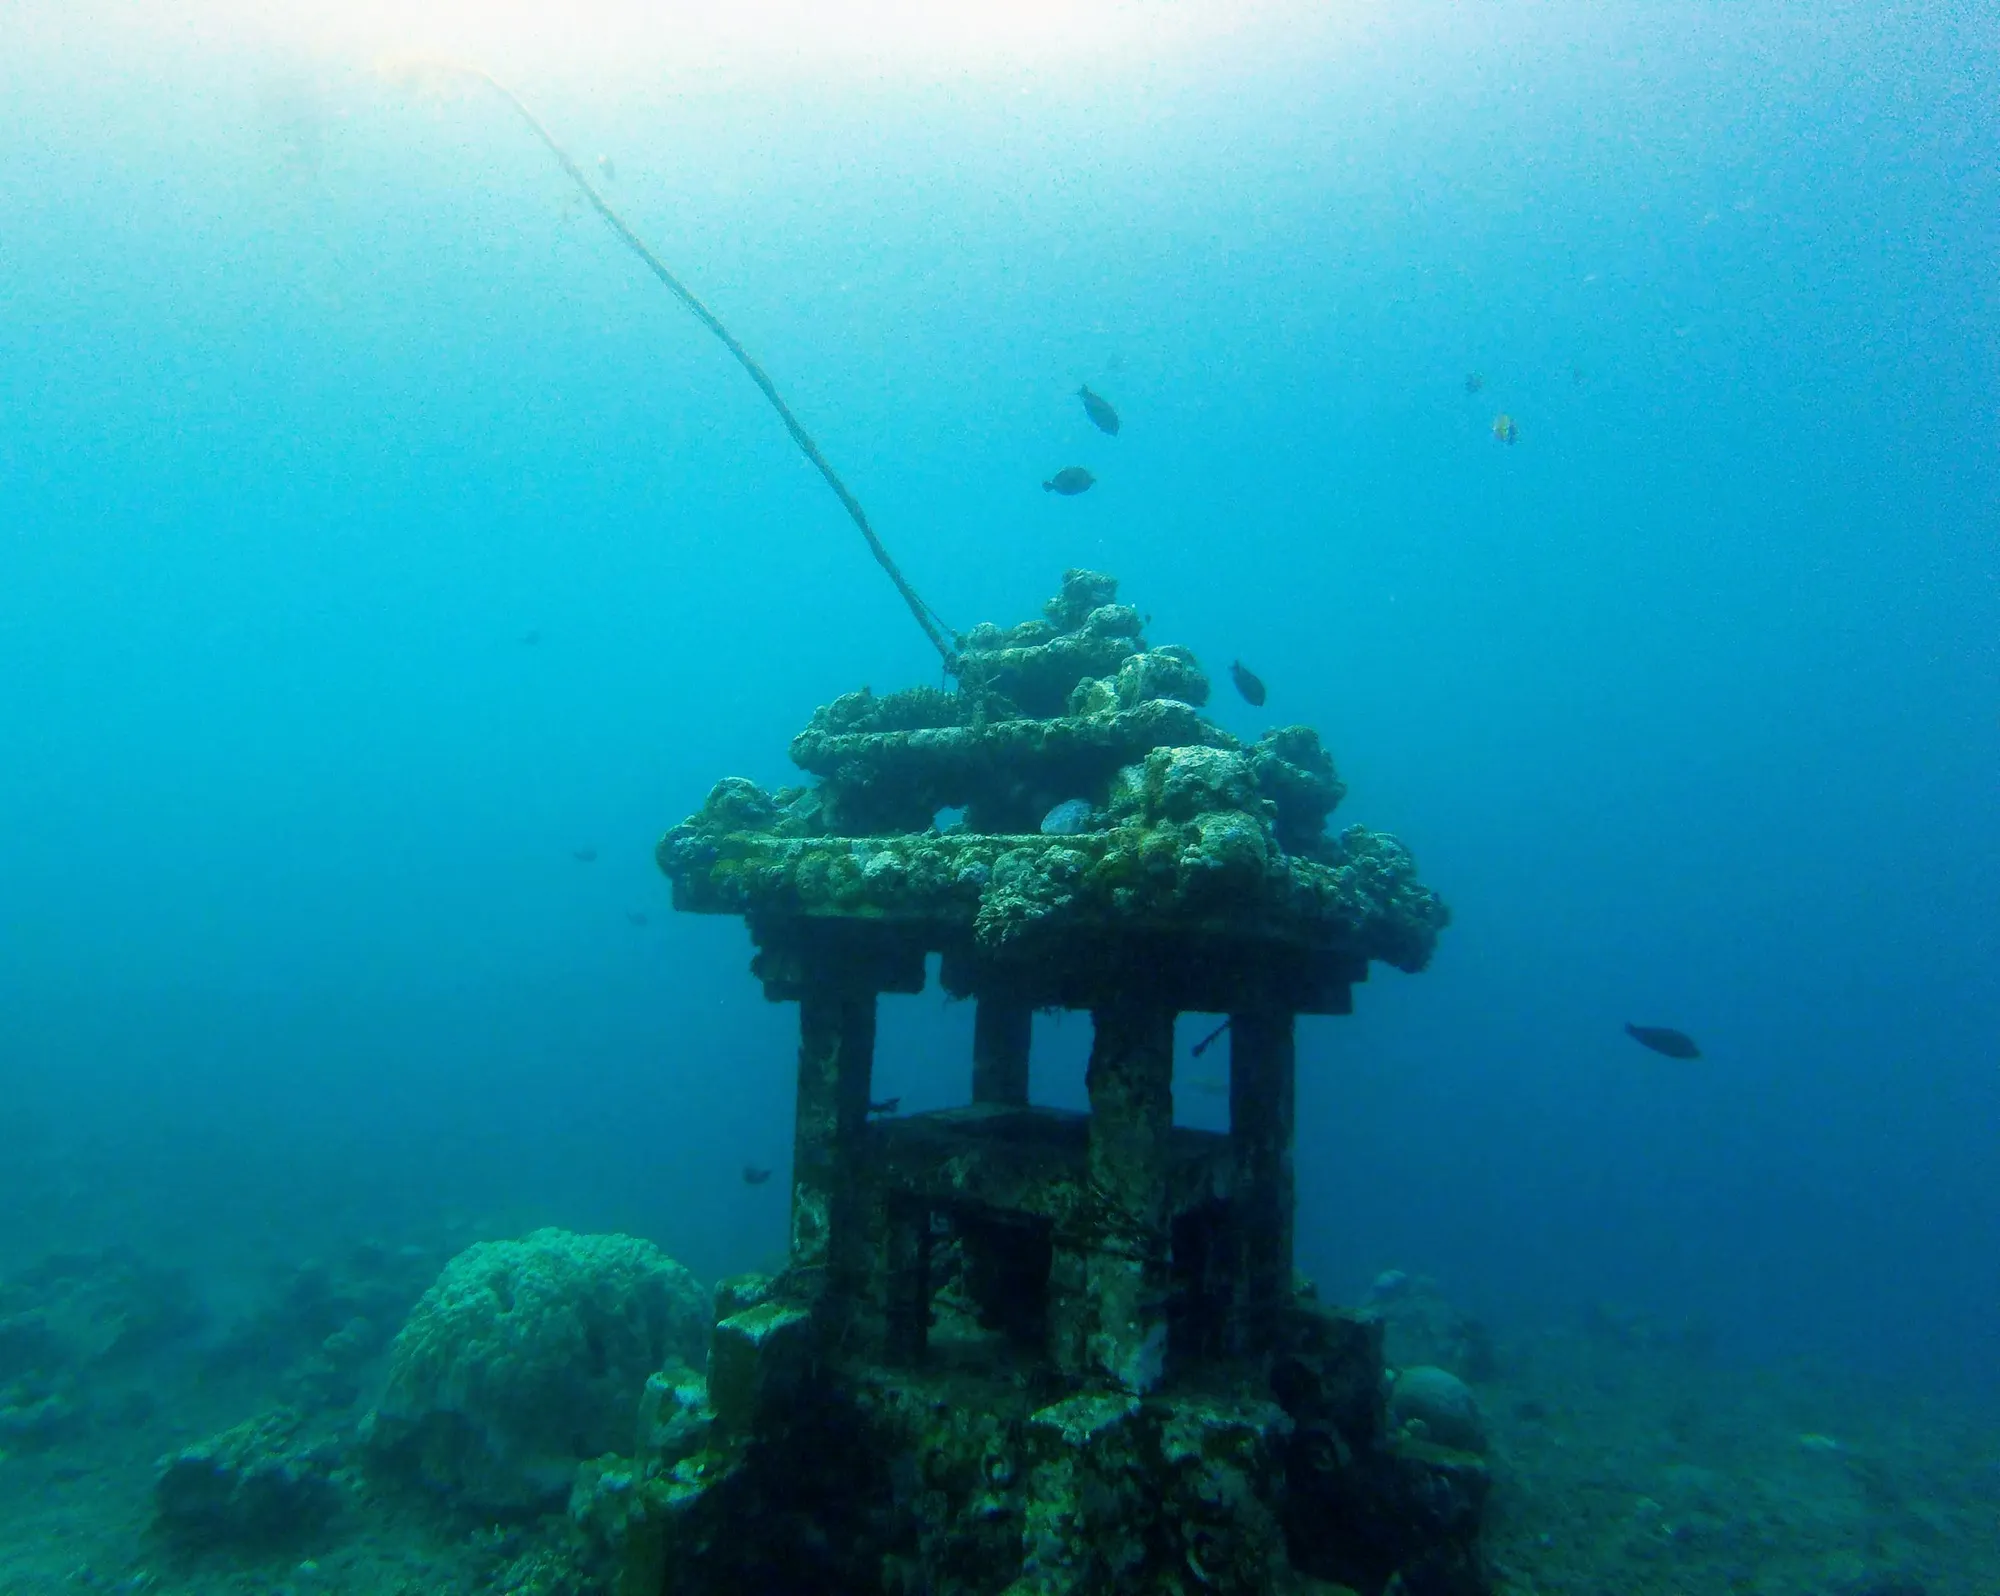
top-left (1229, 660), bottom-right (1267, 707)
top-left (520, 628), bottom-right (542, 646)
top-left (626, 910), bottom-right (649, 926)
top-left (1464, 372), bottom-right (1484, 394)
top-left (1190, 1017), bottom-right (1231, 1058)
top-left (571, 847), bottom-right (598, 863)
top-left (868, 1097), bottom-right (901, 1116)
top-left (741, 1165), bottom-right (773, 1186)
top-left (1078, 385), bottom-right (1120, 436)
top-left (1043, 467), bottom-right (1095, 496)
top-left (1625, 1023), bottom-right (1700, 1060)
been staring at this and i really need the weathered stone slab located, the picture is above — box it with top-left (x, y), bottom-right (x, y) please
top-left (1082, 999), bottom-right (1174, 1393)
top-left (707, 1303), bottom-right (813, 1438)
top-left (661, 821), bottom-right (1441, 981)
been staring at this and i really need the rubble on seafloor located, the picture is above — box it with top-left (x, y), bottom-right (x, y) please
top-left (3, 1231), bottom-right (1989, 1595)
top-left (0, 1245), bottom-right (204, 1454)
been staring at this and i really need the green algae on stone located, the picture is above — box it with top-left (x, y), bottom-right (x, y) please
top-left (954, 570), bottom-right (1148, 718)
top-left (707, 1301), bottom-right (814, 1439)
top-left (787, 699), bottom-right (1234, 837)
top-left (660, 573), bottom-right (1446, 980)
top-left (662, 807), bottom-right (1444, 973)
top-left (1249, 725), bottom-right (1348, 852)
top-left (1041, 568), bottom-right (1122, 631)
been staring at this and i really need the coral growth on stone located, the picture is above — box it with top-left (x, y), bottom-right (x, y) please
top-left (362, 1228), bottom-right (708, 1515)
top-left (153, 1406), bottom-right (342, 1548)
top-left (660, 571), bottom-right (1448, 988)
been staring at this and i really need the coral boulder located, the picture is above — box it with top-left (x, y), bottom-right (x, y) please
top-left (363, 1228), bottom-right (707, 1514)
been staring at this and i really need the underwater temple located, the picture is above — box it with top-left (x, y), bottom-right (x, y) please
top-left (623, 571), bottom-right (1488, 1594)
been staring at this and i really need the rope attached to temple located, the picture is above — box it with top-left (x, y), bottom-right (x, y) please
top-left (462, 67), bottom-right (961, 669)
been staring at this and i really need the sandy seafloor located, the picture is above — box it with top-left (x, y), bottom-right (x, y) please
top-left (1, 1212), bottom-right (1991, 1596)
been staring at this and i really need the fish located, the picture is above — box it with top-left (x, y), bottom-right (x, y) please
top-left (1190, 1017), bottom-right (1231, 1057)
top-left (1624, 1022), bottom-right (1701, 1060)
top-left (1464, 372), bottom-right (1484, 394)
top-left (520, 628), bottom-right (542, 646)
top-left (741, 1165), bottom-right (773, 1186)
top-left (596, 154), bottom-right (617, 182)
top-left (1078, 385), bottom-right (1120, 435)
top-left (868, 1097), bottom-right (901, 1116)
top-left (626, 910), bottom-right (649, 926)
top-left (1043, 467), bottom-right (1095, 495)
top-left (571, 847), bottom-right (598, 863)
top-left (1040, 798), bottom-right (1095, 836)
top-left (1492, 413), bottom-right (1519, 445)
top-left (1185, 1073), bottom-right (1227, 1097)
top-left (1229, 661), bottom-right (1267, 707)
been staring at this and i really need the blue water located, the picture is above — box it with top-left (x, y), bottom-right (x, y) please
top-left (3, 1), bottom-right (1995, 1394)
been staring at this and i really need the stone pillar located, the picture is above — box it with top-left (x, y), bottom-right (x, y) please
top-left (971, 998), bottom-right (1032, 1106)
top-left (882, 1200), bottom-right (932, 1364)
top-left (1081, 997), bottom-right (1176, 1391)
top-left (1229, 1007), bottom-right (1297, 1352)
top-left (791, 985), bottom-right (877, 1294)
top-left (1045, 1238), bottom-right (1091, 1377)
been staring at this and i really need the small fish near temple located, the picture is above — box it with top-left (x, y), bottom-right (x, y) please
top-left (1230, 658), bottom-right (1268, 706)
top-left (1042, 465), bottom-right (1096, 495)
top-left (1491, 412), bottom-right (1519, 445)
top-left (642, 570), bottom-right (1489, 1596)
top-left (1625, 1021), bottom-right (1701, 1059)
top-left (1078, 383), bottom-right (1121, 435)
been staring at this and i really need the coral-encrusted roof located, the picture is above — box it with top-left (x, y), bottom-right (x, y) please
top-left (657, 572), bottom-right (1447, 1011)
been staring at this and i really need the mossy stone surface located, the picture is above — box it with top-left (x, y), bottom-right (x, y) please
top-left (659, 573), bottom-right (1447, 1003)
top-left (706, 1302), bottom-right (812, 1438)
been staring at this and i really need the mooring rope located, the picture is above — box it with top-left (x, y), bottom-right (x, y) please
top-left (459, 66), bottom-right (961, 669)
